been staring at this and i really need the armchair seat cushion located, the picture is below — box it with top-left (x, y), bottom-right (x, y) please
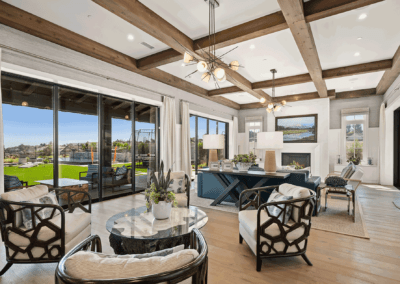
top-left (175, 193), bottom-right (188, 207)
top-left (64, 249), bottom-right (199, 280)
top-left (239, 210), bottom-right (306, 255)
top-left (8, 212), bottom-right (91, 247)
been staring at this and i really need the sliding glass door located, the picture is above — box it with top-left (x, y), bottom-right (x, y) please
top-left (1, 71), bottom-right (159, 201)
top-left (190, 114), bottom-right (229, 175)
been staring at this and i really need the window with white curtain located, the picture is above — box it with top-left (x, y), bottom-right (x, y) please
top-left (245, 116), bottom-right (263, 154)
top-left (341, 108), bottom-right (369, 163)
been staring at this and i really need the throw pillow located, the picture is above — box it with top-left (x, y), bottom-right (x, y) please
top-left (115, 166), bottom-right (128, 181)
top-left (91, 245), bottom-right (184, 259)
top-left (325, 176), bottom-right (347, 187)
top-left (345, 164), bottom-right (356, 179)
top-left (169, 178), bottom-right (185, 193)
top-left (4, 175), bottom-right (23, 190)
top-left (21, 198), bottom-right (41, 229)
top-left (38, 191), bottom-right (60, 219)
top-left (266, 190), bottom-right (293, 224)
top-left (21, 192), bottom-right (60, 229)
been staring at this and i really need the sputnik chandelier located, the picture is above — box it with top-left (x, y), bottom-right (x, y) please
top-left (266, 69), bottom-right (288, 114)
top-left (178, 0), bottom-right (242, 88)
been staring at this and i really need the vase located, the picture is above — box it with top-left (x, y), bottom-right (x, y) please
top-left (152, 201), bottom-right (172, 220)
top-left (236, 162), bottom-right (253, 171)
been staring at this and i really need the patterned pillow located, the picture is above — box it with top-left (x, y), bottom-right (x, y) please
top-left (91, 244), bottom-right (184, 259)
top-left (21, 192), bottom-right (60, 229)
top-left (326, 176), bottom-right (347, 187)
top-left (4, 175), bottom-right (23, 190)
top-left (340, 163), bottom-right (352, 178)
top-left (169, 178), bottom-right (185, 193)
top-left (115, 166), bottom-right (128, 181)
top-left (266, 190), bottom-right (293, 224)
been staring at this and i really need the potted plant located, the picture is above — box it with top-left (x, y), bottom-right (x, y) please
top-left (232, 152), bottom-right (257, 171)
top-left (347, 156), bottom-right (361, 165)
top-left (144, 161), bottom-right (177, 220)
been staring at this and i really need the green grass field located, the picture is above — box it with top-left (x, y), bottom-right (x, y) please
top-left (282, 129), bottom-right (309, 135)
top-left (4, 164), bottom-right (148, 186)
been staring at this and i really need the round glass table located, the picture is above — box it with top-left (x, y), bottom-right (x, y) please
top-left (106, 206), bottom-right (208, 254)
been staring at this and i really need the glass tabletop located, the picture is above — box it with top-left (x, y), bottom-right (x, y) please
top-left (106, 206), bottom-right (208, 240)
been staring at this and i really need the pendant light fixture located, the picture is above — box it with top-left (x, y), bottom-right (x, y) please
top-left (266, 69), bottom-right (288, 114)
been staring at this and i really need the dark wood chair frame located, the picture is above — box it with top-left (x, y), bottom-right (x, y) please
top-left (55, 228), bottom-right (208, 284)
top-left (238, 185), bottom-right (316, 271)
top-left (0, 188), bottom-right (91, 276)
top-left (6, 181), bottom-right (29, 192)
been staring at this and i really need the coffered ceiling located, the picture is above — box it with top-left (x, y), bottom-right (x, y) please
top-left (2, 0), bottom-right (400, 110)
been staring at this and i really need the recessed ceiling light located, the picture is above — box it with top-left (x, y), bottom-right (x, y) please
top-left (357, 37), bottom-right (363, 40)
top-left (354, 52), bottom-right (360, 57)
top-left (358, 14), bottom-right (367, 20)
top-left (127, 34), bottom-right (134, 41)
top-left (181, 63), bottom-right (185, 67)
top-left (250, 44), bottom-right (255, 49)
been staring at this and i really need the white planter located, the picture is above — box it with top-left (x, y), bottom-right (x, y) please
top-left (152, 201), bottom-right (172, 220)
top-left (236, 162), bottom-right (253, 171)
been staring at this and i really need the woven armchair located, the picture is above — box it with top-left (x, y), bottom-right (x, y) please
top-left (238, 184), bottom-right (316, 271)
top-left (55, 229), bottom-right (208, 284)
top-left (0, 185), bottom-right (91, 275)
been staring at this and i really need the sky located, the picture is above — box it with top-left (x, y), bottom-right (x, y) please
top-left (190, 116), bottom-right (226, 139)
top-left (3, 104), bottom-right (156, 148)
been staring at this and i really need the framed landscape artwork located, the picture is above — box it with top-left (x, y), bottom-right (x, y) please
top-left (275, 114), bottom-right (318, 143)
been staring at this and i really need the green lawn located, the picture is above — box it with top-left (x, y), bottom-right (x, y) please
top-left (4, 164), bottom-right (148, 186)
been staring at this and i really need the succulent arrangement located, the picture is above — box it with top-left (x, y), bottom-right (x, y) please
top-left (289, 161), bottom-right (304, 170)
top-left (232, 152), bottom-right (257, 164)
top-left (144, 161), bottom-right (177, 210)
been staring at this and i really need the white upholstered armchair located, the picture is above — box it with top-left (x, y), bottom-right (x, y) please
top-left (0, 185), bottom-right (91, 275)
top-left (238, 184), bottom-right (316, 271)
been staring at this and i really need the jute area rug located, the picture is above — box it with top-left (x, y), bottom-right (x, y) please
top-left (190, 187), bottom-right (369, 239)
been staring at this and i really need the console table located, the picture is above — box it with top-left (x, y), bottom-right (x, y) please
top-left (198, 169), bottom-right (290, 207)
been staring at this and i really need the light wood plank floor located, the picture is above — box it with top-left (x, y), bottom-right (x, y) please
top-left (1, 185), bottom-right (400, 283)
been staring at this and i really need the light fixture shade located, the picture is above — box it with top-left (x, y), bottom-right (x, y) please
top-left (183, 52), bottom-right (194, 63)
top-left (268, 103), bottom-right (274, 109)
top-left (22, 101), bottom-right (28, 106)
top-left (201, 72), bottom-right (211, 83)
top-left (197, 61), bottom-right (209, 72)
top-left (217, 75), bottom-right (226, 82)
top-left (202, 134), bottom-right (225, 149)
top-left (125, 115), bottom-right (129, 119)
top-left (281, 100), bottom-right (287, 106)
top-left (260, 97), bottom-right (266, 103)
top-left (256, 132), bottom-right (283, 149)
top-left (266, 108), bottom-right (272, 113)
top-left (214, 68), bottom-right (225, 79)
top-left (274, 105), bottom-right (282, 112)
top-left (230, 61), bottom-right (239, 71)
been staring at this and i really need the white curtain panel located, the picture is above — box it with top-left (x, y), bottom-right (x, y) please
top-left (233, 116), bottom-right (238, 155)
top-left (379, 102), bottom-right (385, 184)
top-left (161, 96), bottom-right (176, 171)
top-left (0, 49), bottom-right (4, 194)
top-left (180, 101), bottom-right (191, 178)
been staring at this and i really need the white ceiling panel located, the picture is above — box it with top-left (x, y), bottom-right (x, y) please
top-left (263, 82), bottom-right (318, 97)
top-left (325, 71), bottom-right (384, 93)
top-left (213, 29), bottom-right (309, 82)
top-left (311, 0), bottom-right (400, 70)
top-left (142, 0), bottom-right (280, 40)
top-left (158, 61), bottom-right (235, 90)
top-left (4, 0), bottom-right (170, 58)
top-left (221, 92), bottom-right (259, 104)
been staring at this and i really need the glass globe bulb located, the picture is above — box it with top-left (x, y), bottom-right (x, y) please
top-left (281, 100), bottom-right (287, 106)
top-left (274, 105), bottom-right (282, 112)
top-left (201, 72), bottom-right (211, 83)
top-left (197, 61), bottom-right (209, 72)
top-left (268, 103), bottom-right (274, 109)
top-left (22, 101), bottom-right (28, 106)
top-left (260, 97), bottom-right (266, 104)
top-left (230, 61), bottom-right (239, 71)
top-left (217, 75), bottom-right (226, 82)
top-left (214, 68), bottom-right (225, 79)
top-left (266, 108), bottom-right (272, 113)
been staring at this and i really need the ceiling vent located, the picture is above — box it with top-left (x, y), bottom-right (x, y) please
top-left (141, 42), bottom-right (154, 49)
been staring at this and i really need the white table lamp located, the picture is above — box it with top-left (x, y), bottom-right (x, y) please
top-left (257, 132), bottom-right (284, 173)
top-left (203, 134), bottom-right (225, 164)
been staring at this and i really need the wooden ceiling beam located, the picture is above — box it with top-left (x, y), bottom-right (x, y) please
top-left (376, 46), bottom-right (400, 95)
top-left (93, 0), bottom-right (271, 102)
top-left (240, 88), bottom-right (380, 109)
top-left (214, 60), bottom-right (391, 94)
top-left (137, 0), bottom-right (383, 70)
top-left (0, 2), bottom-right (239, 110)
top-left (277, 0), bottom-right (328, 97)
top-left (22, 84), bottom-right (38, 95)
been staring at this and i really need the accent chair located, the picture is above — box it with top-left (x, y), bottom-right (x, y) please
top-left (238, 184), bottom-right (316, 271)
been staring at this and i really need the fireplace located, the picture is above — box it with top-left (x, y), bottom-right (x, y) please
top-left (282, 153), bottom-right (311, 168)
